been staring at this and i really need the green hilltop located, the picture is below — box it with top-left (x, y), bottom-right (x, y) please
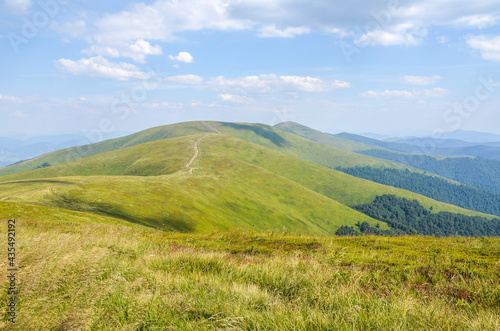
top-left (1, 124), bottom-right (495, 235)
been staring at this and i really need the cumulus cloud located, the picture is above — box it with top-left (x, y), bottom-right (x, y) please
top-left (360, 90), bottom-right (415, 98)
top-left (57, 56), bottom-right (151, 80)
top-left (0, 94), bottom-right (23, 103)
top-left (452, 14), bottom-right (499, 29)
top-left (13, 111), bottom-right (28, 118)
top-left (360, 87), bottom-right (450, 98)
top-left (355, 24), bottom-right (427, 46)
top-left (85, 39), bottom-right (162, 63)
top-left (257, 25), bottom-right (310, 38)
top-left (466, 35), bottom-right (500, 62)
top-left (210, 74), bottom-right (350, 93)
top-left (162, 74), bottom-right (204, 85)
top-left (93, 0), bottom-right (250, 44)
top-left (169, 52), bottom-right (194, 63)
top-left (402, 75), bottom-right (442, 86)
top-left (218, 94), bottom-right (255, 104)
top-left (4, 0), bottom-right (31, 15)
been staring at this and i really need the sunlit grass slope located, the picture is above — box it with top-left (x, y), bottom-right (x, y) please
top-left (0, 134), bottom-right (493, 237)
top-left (0, 121), bottom-right (406, 178)
top-left (0, 217), bottom-right (499, 330)
top-left (209, 121), bottom-right (406, 169)
top-left (274, 121), bottom-right (382, 152)
top-left (0, 137), bottom-right (385, 234)
top-left (0, 121), bottom-right (214, 177)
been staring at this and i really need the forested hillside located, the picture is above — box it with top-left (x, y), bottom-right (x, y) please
top-left (336, 166), bottom-right (500, 216)
top-left (353, 195), bottom-right (500, 237)
top-left (359, 149), bottom-right (500, 194)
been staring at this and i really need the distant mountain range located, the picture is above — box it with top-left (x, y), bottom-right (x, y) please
top-left (334, 131), bottom-right (500, 161)
top-left (0, 132), bottom-right (131, 168)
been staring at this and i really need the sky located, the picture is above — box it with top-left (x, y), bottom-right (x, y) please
top-left (1, 0), bottom-right (500, 140)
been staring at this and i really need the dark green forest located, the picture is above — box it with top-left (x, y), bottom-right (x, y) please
top-left (336, 166), bottom-right (500, 216)
top-left (359, 150), bottom-right (500, 194)
top-left (350, 195), bottom-right (500, 237)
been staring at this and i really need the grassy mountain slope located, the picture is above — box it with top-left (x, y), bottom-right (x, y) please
top-left (209, 122), bottom-right (406, 169)
top-left (274, 121), bottom-right (382, 152)
top-left (335, 132), bottom-right (425, 154)
top-left (2, 217), bottom-right (499, 329)
top-left (1, 134), bottom-right (493, 237)
top-left (1, 134), bottom-right (390, 234)
top-left (0, 121), bottom-right (215, 176)
top-left (0, 121), bottom-right (408, 179)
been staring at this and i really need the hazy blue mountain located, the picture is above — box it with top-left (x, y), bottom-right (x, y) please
top-left (0, 132), bottom-right (131, 168)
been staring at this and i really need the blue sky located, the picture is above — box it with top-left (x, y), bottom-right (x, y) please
top-left (1, 0), bottom-right (500, 138)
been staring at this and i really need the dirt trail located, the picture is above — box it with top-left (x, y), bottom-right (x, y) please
top-left (185, 134), bottom-right (211, 174)
top-left (201, 121), bottom-right (221, 134)
top-left (0, 178), bottom-right (95, 202)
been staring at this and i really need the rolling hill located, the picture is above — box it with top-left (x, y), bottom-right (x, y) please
top-left (1, 125), bottom-right (498, 237)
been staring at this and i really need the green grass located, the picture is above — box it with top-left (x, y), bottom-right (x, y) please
top-left (1, 216), bottom-right (499, 330)
top-left (0, 178), bottom-right (85, 200)
top-left (210, 122), bottom-right (406, 170)
top-left (0, 121), bottom-right (406, 178)
top-left (0, 121), bottom-right (214, 177)
top-left (0, 134), bottom-right (494, 237)
top-left (274, 121), bottom-right (382, 152)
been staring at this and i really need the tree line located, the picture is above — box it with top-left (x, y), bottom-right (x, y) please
top-left (337, 194), bottom-right (500, 237)
top-left (358, 150), bottom-right (500, 195)
top-left (336, 166), bottom-right (500, 216)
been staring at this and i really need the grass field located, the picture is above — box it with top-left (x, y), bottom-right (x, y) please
top-left (1, 122), bottom-right (500, 329)
top-left (1, 215), bottom-right (499, 330)
top-left (0, 134), bottom-right (493, 237)
top-left (0, 121), bottom-right (406, 178)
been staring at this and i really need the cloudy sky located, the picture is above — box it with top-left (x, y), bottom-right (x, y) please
top-left (1, 0), bottom-right (500, 138)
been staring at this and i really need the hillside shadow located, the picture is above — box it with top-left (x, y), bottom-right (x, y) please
top-left (0, 180), bottom-right (73, 185)
top-left (221, 123), bottom-right (288, 147)
top-left (52, 194), bottom-right (195, 232)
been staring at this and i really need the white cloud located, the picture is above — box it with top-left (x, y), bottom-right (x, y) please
top-left (436, 35), bottom-right (448, 44)
top-left (402, 75), bottom-right (442, 86)
top-left (150, 102), bottom-right (183, 109)
top-left (360, 87), bottom-right (450, 99)
top-left (169, 52), bottom-right (194, 63)
top-left (360, 90), bottom-right (415, 98)
top-left (85, 39), bottom-right (162, 63)
top-left (93, 0), bottom-right (250, 44)
top-left (419, 87), bottom-right (451, 97)
top-left (452, 14), bottom-right (499, 29)
top-left (162, 74), bottom-right (204, 85)
top-left (355, 24), bottom-right (427, 46)
top-left (13, 111), bottom-right (28, 118)
top-left (0, 94), bottom-right (23, 103)
top-left (218, 94), bottom-right (255, 104)
top-left (57, 56), bottom-right (151, 80)
top-left (466, 35), bottom-right (500, 62)
top-left (257, 25), bottom-right (310, 38)
top-left (4, 0), bottom-right (31, 15)
top-left (210, 74), bottom-right (350, 93)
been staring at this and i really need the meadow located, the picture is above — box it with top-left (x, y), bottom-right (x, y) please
top-left (1, 213), bottom-right (499, 330)
top-left (1, 122), bottom-right (500, 330)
